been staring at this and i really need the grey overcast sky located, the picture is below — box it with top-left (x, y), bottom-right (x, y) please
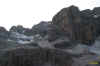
top-left (0, 0), bottom-right (100, 30)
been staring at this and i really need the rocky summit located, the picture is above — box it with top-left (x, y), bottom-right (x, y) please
top-left (1, 5), bottom-right (100, 66)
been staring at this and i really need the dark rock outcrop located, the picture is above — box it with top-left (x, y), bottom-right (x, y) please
top-left (10, 25), bottom-right (25, 34)
top-left (51, 5), bottom-right (81, 41)
top-left (0, 26), bottom-right (9, 40)
top-left (93, 7), bottom-right (100, 37)
top-left (10, 25), bottom-right (33, 36)
top-left (93, 7), bottom-right (100, 17)
top-left (23, 28), bottom-right (33, 36)
top-left (2, 47), bottom-right (73, 66)
top-left (80, 9), bottom-right (93, 18)
top-left (32, 21), bottom-right (50, 37)
top-left (54, 40), bottom-right (77, 49)
top-left (1, 5), bottom-right (100, 66)
top-left (52, 5), bottom-right (81, 25)
top-left (49, 5), bottom-right (96, 45)
top-left (48, 6), bottom-right (81, 42)
top-left (48, 24), bottom-right (65, 42)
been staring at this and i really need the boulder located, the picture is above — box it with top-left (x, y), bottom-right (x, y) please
top-left (24, 28), bottom-right (33, 36)
top-left (47, 24), bottom-right (65, 42)
top-left (9, 25), bottom-right (25, 34)
top-left (32, 21), bottom-right (50, 37)
top-left (53, 40), bottom-right (77, 49)
top-left (10, 25), bottom-right (34, 36)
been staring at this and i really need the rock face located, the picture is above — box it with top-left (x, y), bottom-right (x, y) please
top-left (10, 25), bottom-right (34, 36)
top-left (48, 24), bottom-right (64, 42)
top-left (52, 5), bottom-right (81, 25)
top-left (48, 6), bottom-right (81, 42)
top-left (10, 25), bottom-right (25, 34)
top-left (52, 6), bottom-right (81, 40)
top-left (1, 5), bottom-right (100, 66)
top-left (53, 40), bottom-right (76, 49)
top-left (32, 21), bottom-right (50, 37)
top-left (93, 7), bottom-right (100, 37)
top-left (23, 29), bottom-right (33, 36)
top-left (50, 5), bottom-right (96, 45)
top-left (9, 25), bottom-right (34, 44)
top-left (0, 26), bottom-right (9, 40)
top-left (93, 7), bottom-right (100, 17)
top-left (80, 9), bottom-right (93, 18)
top-left (2, 47), bottom-right (73, 66)
top-left (9, 32), bottom-right (34, 44)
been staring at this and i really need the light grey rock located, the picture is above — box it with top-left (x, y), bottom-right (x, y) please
top-left (66, 44), bottom-right (89, 55)
top-left (89, 40), bottom-right (100, 55)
